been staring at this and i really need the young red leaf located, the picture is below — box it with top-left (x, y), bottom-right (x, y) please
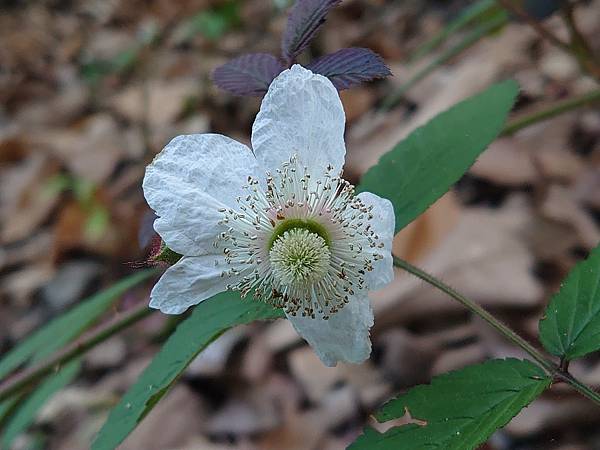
top-left (307, 47), bottom-right (391, 90)
top-left (282, 0), bottom-right (341, 63)
top-left (212, 53), bottom-right (284, 96)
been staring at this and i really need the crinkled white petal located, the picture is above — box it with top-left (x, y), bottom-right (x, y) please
top-left (358, 192), bottom-right (395, 291)
top-left (149, 255), bottom-right (238, 314)
top-left (143, 134), bottom-right (259, 256)
top-left (151, 191), bottom-right (225, 257)
top-left (251, 65), bottom-right (346, 180)
top-left (287, 292), bottom-right (374, 367)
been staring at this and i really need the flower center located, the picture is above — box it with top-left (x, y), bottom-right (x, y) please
top-left (268, 218), bottom-right (331, 249)
top-left (270, 228), bottom-right (330, 288)
top-left (215, 155), bottom-right (385, 319)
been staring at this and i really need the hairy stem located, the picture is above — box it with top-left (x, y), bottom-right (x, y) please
top-left (0, 303), bottom-right (154, 403)
top-left (502, 88), bottom-right (600, 136)
top-left (393, 256), bottom-right (600, 407)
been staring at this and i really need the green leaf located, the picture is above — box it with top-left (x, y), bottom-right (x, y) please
top-left (80, 23), bottom-right (158, 84)
top-left (359, 79), bottom-right (518, 233)
top-left (539, 244), bottom-right (600, 360)
top-left (0, 398), bottom-right (18, 425)
top-left (1, 361), bottom-right (81, 447)
top-left (92, 292), bottom-right (283, 450)
top-left (81, 48), bottom-right (139, 83)
top-left (84, 205), bottom-right (110, 240)
top-left (349, 359), bottom-right (550, 450)
top-left (177, 1), bottom-right (240, 42)
top-left (0, 270), bottom-right (156, 380)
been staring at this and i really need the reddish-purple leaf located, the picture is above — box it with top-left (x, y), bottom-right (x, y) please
top-left (282, 0), bottom-right (341, 63)
top-left (307, 48), bottom-right (391, 90)
top-left (138, 210), bottom-right (157, 250)
top-left (212, 53), bottom-right (284, 96)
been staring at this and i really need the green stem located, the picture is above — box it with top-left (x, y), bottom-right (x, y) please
top-left (393, 257), bottom-right (553, 371)
top-left (556, 371), bottom-right (600, 405)
top-left (0, 303), bottom-right (154, 404)
top-left (502, 89), bottom-right (600, 136)
top-left (393, 256), bottom-right (600, 407)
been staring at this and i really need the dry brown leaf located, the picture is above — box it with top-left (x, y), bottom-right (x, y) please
top-left (374, 195), bottom-right (543, 329)
top-left (0, 154), bottom-right (61, 243)
top-left (34, 114), bottom-right (124, 184)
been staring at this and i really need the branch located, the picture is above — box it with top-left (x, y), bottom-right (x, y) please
top-left (0, 303), bottom-right (155, 403)
top-left (393, 256), bottom-right (600, 407)
top-left (502, 88), bottom-right (600, 136)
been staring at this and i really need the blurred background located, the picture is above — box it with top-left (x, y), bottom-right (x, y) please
top-left (1, 0), bottom-right (600, 449)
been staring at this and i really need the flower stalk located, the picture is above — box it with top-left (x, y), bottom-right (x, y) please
top-left (393, 256), bottom-right (600, 407)
top-left (3, 256), bottom-right (599, 408)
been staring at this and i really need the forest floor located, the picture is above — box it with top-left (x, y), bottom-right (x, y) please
top-left (1, 0), bottom-right (600, 449)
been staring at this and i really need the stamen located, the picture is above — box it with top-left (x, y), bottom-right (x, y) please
top-left (212, 155), bottom-right (385, 318)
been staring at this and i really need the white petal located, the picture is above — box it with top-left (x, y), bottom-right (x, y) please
top-left (358, 192), bottom-right (395, 291)
top-left (251, 65), bottom-right (346, 179)
top-left (143, 134), bottom-right (259, 256)
top-left (149, 255), bottom-right (236, 314)
top-left (287, 292), bottom-right (374, 366)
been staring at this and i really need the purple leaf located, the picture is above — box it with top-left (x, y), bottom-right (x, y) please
top-left (138, 210), bottom-right (157, 250)
top-left (212, 53), bottom-right (284, 96)
top-left (307, 48), bottom-right (391, 90)
top-left (282, 0), bottom-right (341, 63)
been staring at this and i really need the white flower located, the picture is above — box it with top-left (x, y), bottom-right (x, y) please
top-left (143, 65), bottom-right (395, 366)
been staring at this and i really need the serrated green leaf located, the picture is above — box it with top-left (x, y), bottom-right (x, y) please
top-left (359, 79), bottom-right (518, 233)
top-left (0, 270), bottom-right (156, 380)
top-left (92, 292), bottom-right (283, 450)
top-left (539, 244), bottom-right (600, 360)
top-left (349, 359), bottom-right (550, 450)
top-left (1, 361), bottom-right (80, 447)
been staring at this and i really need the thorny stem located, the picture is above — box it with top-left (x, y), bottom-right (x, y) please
top-left (501, 88), bottom-right (600, 136)
top-left (393, 256), bottom-right (600, 407)
top-left (0, 303), bottom-right (155, 404)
